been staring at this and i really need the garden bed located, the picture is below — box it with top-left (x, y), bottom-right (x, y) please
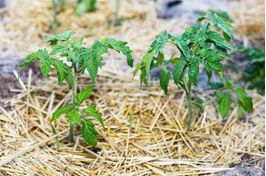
top-left (0, 0), bottom-right (265, 175)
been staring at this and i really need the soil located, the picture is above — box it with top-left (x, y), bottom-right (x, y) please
top-left (218, 153), bottom-right (265, 176)
top-left (0, 0), bottom-right (5, 8)
top-left (0, 55), bottom-right (41, 100)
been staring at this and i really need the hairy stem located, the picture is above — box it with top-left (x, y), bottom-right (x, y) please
top-left (114, 0), bottom-right (121, 26)
top-left (68, 63), bottom-right (78, 142)
top-left (51, 0), bottom-right (58, 28)
top-left (186, 80), bottom-right (193, 130)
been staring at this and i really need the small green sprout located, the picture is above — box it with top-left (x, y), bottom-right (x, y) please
top-left (50, 0), bottom-right (65, 31)
top-left (134, 12), bottom-right (253, 129)
top-left (76, 0), bottom-right (97, 16)
top-left (239, 47), bottom-right (265, 95)
top-left (20, 31), bottom-right (133, 147)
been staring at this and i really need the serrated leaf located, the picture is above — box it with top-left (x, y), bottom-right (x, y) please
top-left (174, 36), bottom-right (190, 59)
top-left (207, 61), bottom-right (223, 71)
top-left (209, 82), bottom-right (224, 90)
top-left (40, 59), bottom-right (51, 77)
top-left (159, 68), bottom-right (170, 94)
top-left (217, 92), bottom-right (232, 118)
top-left (84, 104), bottom-right (104, 127)
top-left (51, 104), bottom-right (74, 121)
top-left (188, 58), bottom-right (200, 86)
top-left (208, 13), bottom-right (233, 41)
top-left (236, 86), bottom-right (253, 112)
top-left (75, 86), bottom-right (95, 105)
top-left (45, 31), bottom-right (74, 43)
top-left (50, 44), bottom-right (69, 55)
top-left (150, 31), bottom-right (169, 55)
top-left (21, 49), bottom-right (50, 67)
top-left (172, 60), bottom-right (186, 84)
top-left (198, 24), bottom-right (209, 40)
top-left (83, 49), bottom-right (100, 81)
top-left (66, 109), bottom-right (82, 125)
top-left (20, 53), bottom-right (38, 70)
top-left (207, 31), bottom-right (233, 50)
top-left (53, 60), bottom-right (67, 84)
top-left (67, 51), bottom-right (80, 63)
top-left (81, 120), bottom-right (97, 147)
top-left (91, 40), bottom-right (108, 64)
top-left (102, 38), bottom-right (133, 67)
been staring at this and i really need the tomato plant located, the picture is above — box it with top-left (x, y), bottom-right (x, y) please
top-left (239, 47), bottom-right (265, 95)
top-left (20, 31), bottom-right (133, 146)
top-left (134, 12), bottom-right (253, 129)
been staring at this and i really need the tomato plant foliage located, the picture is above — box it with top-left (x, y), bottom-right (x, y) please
top-left (20, 31), bottom-right (133, 146)
top-left (134, 11), bottom-right (253, 128)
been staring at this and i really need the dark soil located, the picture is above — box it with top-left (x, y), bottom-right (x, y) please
top-left (0, 55), bottom-right (41, 101)
top-left (217, 153), bottom-right (265, 176)
top-left (0, 0), bottom-right (5, 8)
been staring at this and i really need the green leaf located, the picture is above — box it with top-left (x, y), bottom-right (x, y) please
top-left (159, 68), bottom-right (170, 94)
top-left (45, 31), bottom-right (74, 44)
top-left (174, 36), bottom-right (190, 59)
top-left (194, 98), bottom-right (204, 108)
top-left (138, 49), bottom-right (155, 84)
top-left (84, 104), bottom-right (104, 127)
top-left (217, 92), bottom-right (232, 118)
top-left (76, 0), bottom-right (96, 16)
top-left (208, 13), bottom-right (233, 41)
top-left (40, 59), bottom-right (51, 77)
top-left (188, 58), bottom-right (200, 86)
top-left (172, 60), bottom-right (186, 84)
top-left (51, 104), bottom-right (74, 121)
top-left (102, 38), bottom-right (134, 67)
top-left (76, 86), bottom-right (95, 105)
top-left (66, 109), bottom-right (82, 125)
top-left (156, 52), bottom-right (164, 66)
top-left (207, 31), bottom-right (233, 50)
top-left (65, 72), bottom-right (74, 88)
top-left (81, 120), bottom-right (97, 147)
top-left (20, 49), bottom-right (50, 70)
top-left (67, 51), bottom-right (80, 63)
top-left (150, 31), bottom-right (169, 55)
top-left (209, 82), bottom-right (224, 90)
top-left (133, 63), bottom-right (143, 78)
top-left (236, 86), bottom-right (253, 113)
top-left (207, 61), bottom-right (223, 71)
top-left (52, 60), bottom-right (68, 84)
top-left (20, 53), bottom-right (38, 70)
top-left (50, 44), bottom-right (69, 55)
top-left (91, 40), bottom-right (108, 64)
top-left (198, 24), bottom-right (209, 40)
top-left (84, 49), bottom-right (100, 81)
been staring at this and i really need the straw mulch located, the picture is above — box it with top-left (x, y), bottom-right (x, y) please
top-left (0, 67), bottom-right (264, 175)
top-left (0, 0), bottom-right (265, 175)
top-left (231, 0), bottom-right (265, 47)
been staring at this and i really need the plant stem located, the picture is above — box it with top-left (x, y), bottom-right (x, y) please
top-left (50, 0), bottom-right (60, 31)
top-left (186, 80), bottom-right (193, 130)
top-left (114, 0), bottom-right (121, 26)
top-left (68, 63), bottom-right (78, 143)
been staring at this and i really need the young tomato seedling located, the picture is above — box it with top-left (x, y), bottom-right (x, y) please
top-left (20, 31), bottom-right (133, 147)
top-left (134, 12), bottom-right (253, 129)
top-left (76, 0), bottom-right (97, 16)
top-left (50, 0), bottom-right (65, 31)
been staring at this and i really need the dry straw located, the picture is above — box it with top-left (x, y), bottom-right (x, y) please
top-left (0, 0), bottom-right (265, 175)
